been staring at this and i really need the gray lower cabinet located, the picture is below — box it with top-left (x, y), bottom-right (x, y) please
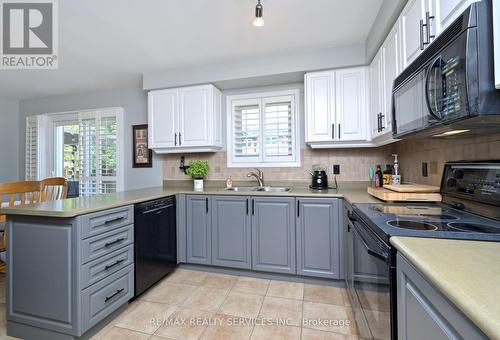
top-left (397, 253), bottom-right (487, 340)
top-left (297, 198), bottom-right (340, 279)
top-left (186, 195), bottom-right (212, 265)
top-left (211, 196), bottom-right (251, 269)
top-left (251, 197), bottom-right (296, 274)
top-left (7, 206), bottom-right (135, 339)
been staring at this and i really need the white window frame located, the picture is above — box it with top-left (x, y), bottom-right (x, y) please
top-left (25, 107), bottom-right (125, 193)
top-left (226, 89), bottom-right (301, 168)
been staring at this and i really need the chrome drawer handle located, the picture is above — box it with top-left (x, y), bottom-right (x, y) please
top-left (104, 217), bottom-right (125, 225)
top-left (105, 288), bottom-right (125, 303)
top-left (104, 238), bottom-right (125, 248)
top-left (104, 259), bottom-right (125, 271)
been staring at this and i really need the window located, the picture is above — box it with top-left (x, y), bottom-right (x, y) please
top-left (25, 108), bottom-right (124, 196)
top-left (227, 90), bottom-right (300, 167)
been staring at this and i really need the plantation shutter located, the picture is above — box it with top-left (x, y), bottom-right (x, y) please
top-left (263, 95), bottom-right (295, 162)
top-left (25, 116), bottom-right (39, 180)
top-left (79, 112), bottom-right (98, 196)
top-left (78, 109), bottom-right (119, 196)
top-left (232, 99), bottom-right (261, 163)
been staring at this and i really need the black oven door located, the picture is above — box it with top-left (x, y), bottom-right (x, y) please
top-left (348, 215), bottom-right (392, 340)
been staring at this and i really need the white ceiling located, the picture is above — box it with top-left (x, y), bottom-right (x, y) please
top-left (1, 0), bottom-right (384, 100)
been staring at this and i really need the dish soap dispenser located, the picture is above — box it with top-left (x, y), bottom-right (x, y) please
top-left (392, 154), bottom-right (401, 185)
top-left (226, 176), bottom-right (233, 189)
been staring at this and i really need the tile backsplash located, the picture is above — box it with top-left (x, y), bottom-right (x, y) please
top-left (162, 133), bottom-right (500, 185)
top-left (162, 145), bottom-right (396, 182)
top-left (396, 133), bottom-right (500, 186)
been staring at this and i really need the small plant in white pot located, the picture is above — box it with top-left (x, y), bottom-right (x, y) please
top-left (185, 160), bottom-right (209, 191)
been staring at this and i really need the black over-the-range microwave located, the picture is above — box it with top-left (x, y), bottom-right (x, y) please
top-left (392, 0), bottom-right (500, 139)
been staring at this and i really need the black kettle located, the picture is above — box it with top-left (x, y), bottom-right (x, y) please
top-left (310, 170), bottom-right (328, 189)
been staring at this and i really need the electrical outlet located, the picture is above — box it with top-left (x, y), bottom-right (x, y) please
top-left (333, 164), bottom-right (340, 175)
top-left (422, 162), bottom-right (428, 177)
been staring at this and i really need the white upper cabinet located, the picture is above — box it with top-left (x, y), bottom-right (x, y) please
top-left (369, 50), bottom-right (384, 138)
top-left (305, 67), bottom-right (374, 148)
top-left (305, 71), bottom-right (335, 142)
top-left (335, 67), bottom-right (368, 141)
top-left (400, 0), bottom-right (427, 69)
top-left (148, 89), bottom-right (178, 149)
top-left (436, 0), bottom-right (478, 34)
top-left (148, 84), bottom-right (222, 153)
top-left (381, 21), bottom-right (400, 133)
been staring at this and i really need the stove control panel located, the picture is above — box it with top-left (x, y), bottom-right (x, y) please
top-left (441, 162), bottom-right (500, 206)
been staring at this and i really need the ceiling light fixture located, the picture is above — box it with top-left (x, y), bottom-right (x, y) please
top-left (253, 0), bottom-right (264, 27)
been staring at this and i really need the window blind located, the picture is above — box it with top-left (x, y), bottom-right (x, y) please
top-left (79, 110), bottom-right (119, 196)
top-left (25, 116), bottom-right (39, 180)
top-left (263, 99), bottom-right (293, 160)
top-left (233, 101), bottom-right (261, 161)
top-left (228, 91), bottom-right (299, 167)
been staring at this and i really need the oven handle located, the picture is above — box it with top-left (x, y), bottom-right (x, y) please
top-left (351, 223), bottom-right (388, 262)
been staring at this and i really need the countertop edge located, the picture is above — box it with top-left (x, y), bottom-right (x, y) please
top-left (390, 237), bottom-right (498, 340)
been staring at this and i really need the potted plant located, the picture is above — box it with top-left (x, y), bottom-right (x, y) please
top-left (185, 160), bottom-right (209, 191)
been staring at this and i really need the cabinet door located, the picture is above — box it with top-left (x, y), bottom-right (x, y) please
top-left (178, 85), bottom-right (212, 147)
top-left (186, 195), bottom-right (211, 265)
top-left (251, 197), bottom-right (296, 274)
top-left (400, 0), bottom-right (426, 69)
top-left (436, 0), bottom-right (477, 35)
top-left (211, 196), bottom-right (251, 269)
top-left (382, 21), bottom-right (400, 132)
top-left (297, 198), bottom-right (340, 279)
top-left (335, 67), bottom-right (368, 141)
top-left (148, 89), bottom-right (178, 148)
top-left (370, 51), bottom-right (384, 138)
top-left (305, 71), bottom-right (335, 142)
top-left (397, 254), bottom-right (488, 340)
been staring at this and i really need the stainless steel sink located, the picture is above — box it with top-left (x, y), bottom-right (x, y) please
top-left (257, 186), bottom-right (291, 192)
top-left (224, 187), bottom-right (260, 192)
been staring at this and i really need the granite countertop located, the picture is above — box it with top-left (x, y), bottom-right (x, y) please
top-left (0, 183), bottom-right (379, 218)
top-left (391, 237), bottom-right (500, 340)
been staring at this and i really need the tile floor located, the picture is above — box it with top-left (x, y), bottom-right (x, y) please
top-left (0, 269), bottom-right (365, 340)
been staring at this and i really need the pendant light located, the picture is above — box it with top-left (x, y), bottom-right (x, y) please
top-left (253, 0), bottom-right (264, 27)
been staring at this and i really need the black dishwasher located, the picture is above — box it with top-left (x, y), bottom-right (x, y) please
top-left (134, 196), bottom-right (177, 297)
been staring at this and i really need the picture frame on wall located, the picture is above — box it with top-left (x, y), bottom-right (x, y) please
top-left (132, 124), bottom-right (153, 168)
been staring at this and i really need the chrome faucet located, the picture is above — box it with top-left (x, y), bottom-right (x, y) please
top-left (247, 168), bottom-right (265, 187)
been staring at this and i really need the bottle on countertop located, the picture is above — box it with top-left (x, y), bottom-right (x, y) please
top-left (383, 164), bottom-right (392, 185)
top-left (375, 165), bottom-right (383, 188)
top-left (391, 154), bottom-right (401, 185)
top-left (225, 176), bottom-right (233, 189)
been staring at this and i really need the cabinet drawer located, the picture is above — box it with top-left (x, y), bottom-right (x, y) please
top-left (81, 206), bottom-right (134, 239)
top-left (81, 245), bottom-right (134, 289)
top-left (82, 265), bottom-right (134, 332)
top-left (82, 225), bottom-right (133, 264)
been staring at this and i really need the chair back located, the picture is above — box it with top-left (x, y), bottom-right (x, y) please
top-left (0, 180), bottom-right (42, 208)
top-left (41, 177), bottom-right (68, 202)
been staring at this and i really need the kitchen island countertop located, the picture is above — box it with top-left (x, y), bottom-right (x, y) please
top-left (391, 236), bottom-right (500, 340)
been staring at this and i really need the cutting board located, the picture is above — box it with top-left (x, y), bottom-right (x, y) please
top-left (368, 187), bottom-right (442, 202)
top-left (383, 183), bottom-right (440, 193)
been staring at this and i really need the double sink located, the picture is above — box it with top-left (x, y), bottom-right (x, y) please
top-left (224, 186), bottom-right (291, 193)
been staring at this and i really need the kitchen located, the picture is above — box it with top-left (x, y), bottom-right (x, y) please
top-left (0, 0), bottom-right (499, 339)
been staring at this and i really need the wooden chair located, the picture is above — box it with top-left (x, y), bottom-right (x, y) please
top-left (41, 177), bottom-right (68, 202)
top-left (0, 180), bottom-right (43, 273)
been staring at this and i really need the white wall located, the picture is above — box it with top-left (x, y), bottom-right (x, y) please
top-left (0, 98), bottom-right (20, 182)
top-left (18, 87), bottom-right (163, 191)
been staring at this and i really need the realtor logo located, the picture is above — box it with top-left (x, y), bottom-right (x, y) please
top-left (0, 0), bottom-right (58, 69)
